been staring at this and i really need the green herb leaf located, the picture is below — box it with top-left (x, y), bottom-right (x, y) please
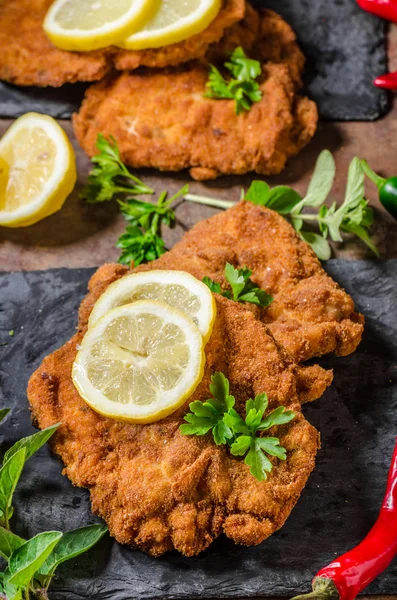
top-left (202, 277), bottom-right (222, 294)
top-left (4, 424), bottom-right (60, 465)
top-left (244, 441), bottom-right (273, 481)
top-left (299, 150), bottom-right (335, 208)
top-left (256, 437), bottom-right (287, 460)
top-left (116, 228), bottom-right (166, 266)
top-left (0, 448), bottom-right (26, 528)
top-left (2, 571), bottom-right (22, 600)
top-left (180, 372), bottom-right (235, 443)
top-left (257, 406), bottom-right (296, 430)
top-left (8, 531), bottom-right (62, 588)
top-left (205, 47), bottom-right (262, 114)
top-left (299, 231), bottom-right (331, 261)
top-left (244, 181), bottom-right (270, 205)
top-left (38, 524), bottom-right (107, 578)
top-left (225, 47), bottom-right (261, 81)
top-left (80, 134), bottom-right (153, 203)
top-left (223, 407), bottom-right (249, 435)
top-left (0, 526), bottom-right (25, 560)
top-left (0, 409), bottom-right (10, 424)
top-left (230, 435), bottom-right (252, 456)
top-left (224, 263), bottom-right (273, 307)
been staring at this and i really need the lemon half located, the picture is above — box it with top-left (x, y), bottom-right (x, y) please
top-left (88, 270), bottom-right (216, 342)
top-left (73, 300), bottom-right (205, 423)
top-left (0, 113), bottom-right (76, 228)
top-left (44, 0), bottom-right (159, 51)
top-left (118, 0), bottom-right (221, 50)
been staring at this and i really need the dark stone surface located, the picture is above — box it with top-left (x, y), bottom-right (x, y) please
top-left (0, 0), bottom-right (388, 121)
top-left (0, 260), bottom-right (397, 599)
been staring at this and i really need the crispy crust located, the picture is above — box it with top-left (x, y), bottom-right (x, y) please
top-left (0, 0), bottom-right (245, 87)
top-left (27, 202), bottom-right (364, 556)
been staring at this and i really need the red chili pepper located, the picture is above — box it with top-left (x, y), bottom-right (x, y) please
top-left (373, 71), bottom-right (397, 90)
top-left (291, 438), bottom-right (397, 600)
top-left (356, 0), bottom-right (397, 23)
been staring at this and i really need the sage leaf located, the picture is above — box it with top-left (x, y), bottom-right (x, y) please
top-left (4, 423), bottom-right (60, 464)
top-left (0, 448), bottom-right (26, 527)
top-left (8, 531), bottom-right (62, 588)
top-left (0, 526), bottom-right (25, 560)
top-left (0, 409), bottom-right (10, 424)
top-left (38, 524), bottom-right (107, 578)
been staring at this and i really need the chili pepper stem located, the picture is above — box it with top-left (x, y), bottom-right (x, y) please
top-left (291, 577), bottom-right (340, 600)
top-left (361, 159), bottom-right (385, 187)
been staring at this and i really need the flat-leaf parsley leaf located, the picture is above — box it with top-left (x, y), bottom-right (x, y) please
top-left (203, 263), bottom-right (273, 307)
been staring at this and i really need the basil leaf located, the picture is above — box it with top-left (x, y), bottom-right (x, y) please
top-left (38, 524), bottom-right (107, 578)
top-left (245, 181), bottom-right (270, 205)
top-left (4, 424), bottom-right (60, 465)
top-left (8, 531), bottom-right (62, 588)
top-left (2, 570), bottom-right (22, 600)
top-left (0, 526), bottom-right (25, 560)
top-left (0, 409), bottom-right (10, 424)
top-left (301, 150), bottom-right (335, 208)
top-left (265, 186), bottom-right (302, 214)
top-left (299, 230), bottom-right (331, 261)
top-left (0, 448), bottom-right (26, 527)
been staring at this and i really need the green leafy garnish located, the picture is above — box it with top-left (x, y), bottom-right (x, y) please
top-left (180, 373), bottom-right (296, 481)
top-left (205, 47), bottom-right (262, 114)
top-left (185, 150), bottom-right (378, 260)
top-left (116, 186), bottom-right (188, 266)
top-left (0, 409), bottom-right (10, 424)
top-left (203, 263), bottom-right (273, 307)
top-left (80, 134), bottom-right (153, 203)
top-left (0, 415), bottom-right (108, 599)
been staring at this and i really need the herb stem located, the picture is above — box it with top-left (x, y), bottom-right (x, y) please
top-left (185, 194), bottom-right (235, 210)
top-left (361, 159), bottom-right (385, 188)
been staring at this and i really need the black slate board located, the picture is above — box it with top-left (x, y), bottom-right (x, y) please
top-left (0, 0), bottom-right (388, 121)
top-left (1, 260), bottom-right (397, 599)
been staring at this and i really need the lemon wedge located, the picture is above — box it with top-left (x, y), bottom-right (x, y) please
top-left (0, 113), bottom-right (76, 228)
top-left (118, 0), bottom-right (221, 50)
top-left (88, 270), bottom-right (216, 342)
top-left (72, 300), bottom-right (205, 423)
top-left (44, 0), bottom-right (159, 52)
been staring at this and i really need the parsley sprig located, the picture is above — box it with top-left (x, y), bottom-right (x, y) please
top-left (81, 135), bottom-right (189, 266)
top-left (180, 373), bottom-right (296, 481)
top-left (0, 411), bottom-right (106, 600)
top-left (203, 263), bottom-right (273, 307)
top-left (80, 134), bottom-right (153, 203)
top-left (205, 47), bottom-right (263, 114)
top-left (116, 186), bottom-right (188, 265)
top-left (185, 150), bottom-right (378, 260)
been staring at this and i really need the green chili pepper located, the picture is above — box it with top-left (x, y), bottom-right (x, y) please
top-left (361, 160), bottom-right (397, 219)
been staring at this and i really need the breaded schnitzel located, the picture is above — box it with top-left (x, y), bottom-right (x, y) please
top-left (27, 203), bottom-right (363, 556)
top-left (0, 0), bottom-right (245, 87)
top-left (73, 10), bottom-right (317, 180)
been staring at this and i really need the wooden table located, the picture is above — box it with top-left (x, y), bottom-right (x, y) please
top-left (1, 22), bottom-right (397, 600)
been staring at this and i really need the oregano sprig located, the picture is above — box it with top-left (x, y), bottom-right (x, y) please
top-left (180, 373), bottom-right (296, 481)
top-left (185, 150), bottom-right (379, 260)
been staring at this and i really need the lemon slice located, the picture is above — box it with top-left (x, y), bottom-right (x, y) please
top-left (72, 300), bottom-right (205, 423)
top-left (118, 0), bottom-right (221, 50)
top-left (88, 270), bottom-right (216, 341)
top-left (0, 113), bottom-right (76, 228)
top-left (44, 0), bottom-right (159, 52)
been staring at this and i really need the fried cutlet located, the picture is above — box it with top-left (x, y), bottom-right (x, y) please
top-left (27, 203), bottom-right (363, 556)
top-left (28, 290), bottom-right (321, 557)
top-left (0, 0), bottom-right (245, 87)
top-left (73, 9), bottom-right (317, 181)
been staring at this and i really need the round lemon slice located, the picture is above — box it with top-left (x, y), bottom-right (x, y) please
top-left (44, 0), bottom-right (159, 52)
top-left (72, 300), bottom-right (205, 423)
top-left (0, 113), bottom-right (76, 228)
top-left (118, 0), bottom-right (221, 50)
top-left (88, 270), bottom-right (216, 341)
